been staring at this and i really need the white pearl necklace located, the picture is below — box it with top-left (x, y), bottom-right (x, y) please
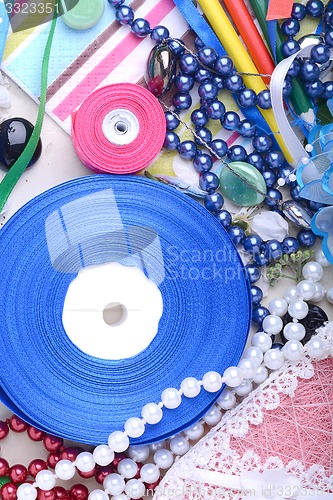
top-left (16, 255), bottom-right (332, 500)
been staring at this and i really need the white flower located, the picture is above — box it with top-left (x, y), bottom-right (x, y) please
top-left (251, 212), bottom-right (289, 242)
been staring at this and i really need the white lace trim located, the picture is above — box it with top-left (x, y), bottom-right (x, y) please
top-left (154, 323), bottom-right (333, 500)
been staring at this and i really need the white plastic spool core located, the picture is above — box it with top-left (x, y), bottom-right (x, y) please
top-left (102, 108), bottom-right (139, 145)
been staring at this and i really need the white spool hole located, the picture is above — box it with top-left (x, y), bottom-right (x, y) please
top-left (103, 302), bottom-right (127, 327)
top-left (102, 108), bottom-right (139, 145)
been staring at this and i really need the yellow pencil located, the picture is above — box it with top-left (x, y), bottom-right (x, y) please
top-left (197, 0), bottom-right (293, 164)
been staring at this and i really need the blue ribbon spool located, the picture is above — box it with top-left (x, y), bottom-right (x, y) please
top-left (0, 175), bottom-right (250, 445)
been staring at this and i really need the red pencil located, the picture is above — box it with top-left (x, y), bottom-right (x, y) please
top-left (221, 0), bottom-right (275, 84)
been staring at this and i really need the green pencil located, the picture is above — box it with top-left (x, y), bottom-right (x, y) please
top-left (249, 0), bottom-right (315, 127)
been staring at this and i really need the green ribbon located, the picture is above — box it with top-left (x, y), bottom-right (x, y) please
top-left (0, 3), bottom-right (58, 214)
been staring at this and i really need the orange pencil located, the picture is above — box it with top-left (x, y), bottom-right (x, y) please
top-left (222, 0), bottom-right (275, 84)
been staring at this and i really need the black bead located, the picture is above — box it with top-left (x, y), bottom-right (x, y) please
top-left (0, 118), bottom-right (42, 170)
top-left (281, 304), bottom-right (328, 345)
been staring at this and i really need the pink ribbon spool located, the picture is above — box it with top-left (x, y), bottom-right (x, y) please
top-left (72, 83), bottom-right (166, 174)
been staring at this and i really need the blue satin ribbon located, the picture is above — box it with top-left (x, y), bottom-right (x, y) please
top-left (0, 175), bottom-right (251, 445)
top-left (172, 0), bottom-right (274, 139)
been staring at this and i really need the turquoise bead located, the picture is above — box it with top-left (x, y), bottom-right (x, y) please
top-left (60, 0), bottom-right (105, 30)
top-left (219, 161), bottom-right (267, 206)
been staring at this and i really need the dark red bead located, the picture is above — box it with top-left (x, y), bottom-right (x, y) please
top-left (28, 459), bottom-right (47, 477)
top-left (9, 464), bottom-right (28, 483)
top-left (60, 447), bottom-right (80, 462)
top-left (27, 426), bottom-right (45, 441)
top-left (77, 466), bottom-right (96, 479)
top-left (69, 484), bottom-right (89, 500)
top-left (37, 489), bottom-right (56, 500)
top-left (43, 435), bottom-right (64, 452)
top-left (146, 477), bottom-right (161, 490)
top-left (54, 486), bottom-right (68, 499)
top-left (0, 458), bottom-right (10, 476)
top-left (134, 462), bottom-right (143, 479)
top-left (95, 465), bottom-right (113, 484)
top-left (111, 453), bottom-right (126, 470)
top-left (0, 420), bottom-right (9, 440)
top-left (8, 415), bottom-right (28, 432)
top-left (47, 451), bottom-right (62, 469)
top-left (1, 482), bottom-right (18, 500)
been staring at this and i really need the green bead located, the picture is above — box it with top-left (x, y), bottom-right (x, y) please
top-left (60, 0), bottom-right (105, 30)
top-left (0, 477), bottom-right (10, 487)
top-left (219, 161), bottom-right (267, 206)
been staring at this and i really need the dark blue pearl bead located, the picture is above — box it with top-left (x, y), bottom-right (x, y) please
top-left (193, 152), bottom-right (213, 172)
top-left (243, 234), bottom-right (263, 255)
top-left (228, 145), bottom-right (247, 162)
top-left (173, 92), bottom-right (192, 110)
top-left (221, 111), bottom-right (240, 130)
top-left (287, 60), bottom-right (301, 78)
top-left (252, 134), bottom-right (273, 153)
top-left (174, 74), bottom-right (194, 93)
top-left (107, 0), bottom-right (124, 6)
top-left (297, 228), bottom-right (316, 247)
top-left (247, 152), bottom-right (264, 172)
top-left (212, 75), bottom-right (224, 90)
top-left (263, 170), bottom-right (277, 187)
top-left (194, 36), bottom-right (205, 50)
top-left (246, 263), bottom-right (261, 284)
top-left (150, 25), bottom-right (169, 43)
top-left (179, 54), bottom-right (199, 74)
top-left (199, 171), bottom-right (220, 193)
top-left (252, 305), bottom-right (270, 325)
top-left (264, 151), bottom-right (284, 170)
top-left (300, 61), bottom-right (320, 82)
top-left (168, 39), bottom-right (185, 58)
top-left (322, 81), bottom-right (333, 99)
top-left (163, 131), bottom-right (180, 150)
top-left (227, 225), bottom-right (245, 245)
top-left (194, 127), bottom-right (212, 146)
top-left (310, 43), bottom-right (330, 64)
top-left (206, 99), bottom-right (225, 120)
top-left (214, 56), bottom-right (234, 76)
top-left (238, 120), bottom-right (256, 138)
top-left (198, 81), bottom-right (218, 100)
top-left (265, 239), bottom-right (283, 260)
top-left (281, 18), bottom-right (300, 37)
top-left (194, 68), bottom-right (212, 83)
top-left (271, 342), bottom-right (284, 350)
top-left (324, 29), bottom-right (333, 47)
top-left (290, 185), bottom-right (303, 201)
top-left (165, 111), bottom-right (180, 131)
top-left (131, 18), bottom-right (151, 37)
top-left (283, 78), bottom-right (293, 98)
top-left (279, 166), bottom-right (296, 185)
top-left (0, 118), bottom-right (42, 170)
top-left (281, 38), bottom-right (300, 58)
top-left (191, 108), bottom-right (209, 127)
top-left (291, 2), bottom-right (306, 20)
top-left (224, 74), bottom-right (244, 93)
top-left (210, 138), bottom-right (228, 158)
top-left (282, 236), bottom-right (300, 254)
top-left (251, 286), bottom-right (263, 306)
top-left (257, 90), bottom-right (271, 109)
top-left (216, 209), bottom-right (232, 228)
top-left (254, 251), bottom-right (270, 267)
top-left (308, 200), bottom-right (326, 211)
top-left (177, 140), bottom-right (197, 160)
top-left (115, 5), bottom-right (134, 24)
top-left (237, 88), bottom-right (257, 108)
top-left (324, 11), bottom-right (333, 27)
top-left (304, 79), bottom-right (324, 98)
top-left (204, 192), bottom-right (224, 212)
top-left (198, 46), bottom-right (218, 67)
top-left (264, 188), bottom-right (282, 207)
top-left (306, 0), bottom-right (324, 17)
